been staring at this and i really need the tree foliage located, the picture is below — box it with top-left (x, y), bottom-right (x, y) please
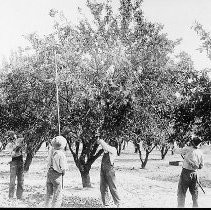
top-left (0, 0), bottom-right (204, 182)
top-left (171, 23), bottom-right (211, 146)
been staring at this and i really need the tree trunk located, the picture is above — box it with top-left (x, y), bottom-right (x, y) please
top-left (141, 151), bottom-right (149, 169)
top-left (2, 142), bottom-right (7, 150)
top-left (67, 138), bottom-right (103, 188)
top-left (134, 141), bottom-right (139, 153)
top-left (160, 145), bottom-right (169, 160)
top-left (171, 146), bottom-right (174, 155)
top-left (23, 141), bottom-right (43, 172)
top-left (80, 170), bottom-right (92, 188)
top-left (24, 152), bottom-right (33, 172)
top-left (117, 142), bottom-right (121, 156)
top-left (122, 141), bottom-right (126, 150)
top-left (137, 144), bottom-right (150, 169)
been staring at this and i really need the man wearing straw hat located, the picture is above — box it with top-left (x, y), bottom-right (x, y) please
top-left (45, 135), bottom-right (67, 208)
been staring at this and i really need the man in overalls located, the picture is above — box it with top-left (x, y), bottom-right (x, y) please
top-left (97, 133), bottom-right (121, 207)
top-left (45, 135), bottom-right (67, 208)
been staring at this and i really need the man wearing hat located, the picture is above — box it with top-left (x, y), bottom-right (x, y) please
top-left (45, 136), bottom-right (67, 208)
top-left (5, 131), bottom-right (25, 200)
top-left (173, 136), bottom-right (204, 208)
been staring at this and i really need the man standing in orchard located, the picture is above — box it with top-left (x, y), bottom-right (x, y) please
top-left (45, 135), bottom-right (67, 208)
top-left (173, 136), bottom-right (204, 208)
top-left (96, 129), bottom-right (121, 208)
top-left (5, 131), bottom-right (25, 200)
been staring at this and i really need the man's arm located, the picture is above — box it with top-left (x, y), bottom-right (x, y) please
top-left (173, 142), bottom-right (189, 156)
top-left (173, 147), bottom-right (184, 155)
top-left (199, 153), bottom-right (204, 169)
top-left (46, 147), bottom-right (53, 169)
top-left (97, 138), bottom-right (116, 154)
top-left (59, 153), bottom-right (67, 175)
top-left (185, 150), bottom-right (204, 170)
top-left (5, 142), bottom-right (16, 156)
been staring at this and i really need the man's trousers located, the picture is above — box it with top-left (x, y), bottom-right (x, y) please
top-left (177, 168), bottom-right (199, 208)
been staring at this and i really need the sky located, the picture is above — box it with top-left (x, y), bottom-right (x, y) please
top-left (0, 0), bottom-right (211, 70)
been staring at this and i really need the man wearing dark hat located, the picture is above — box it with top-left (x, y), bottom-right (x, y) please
top-left (173, 136), bottom-right (204, 208)
top-left (5, 131), bottom-right (25, 200)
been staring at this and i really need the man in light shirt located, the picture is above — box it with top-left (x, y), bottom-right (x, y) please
top-left (96, 131), bottom-right (121, 208)
top-left (5, 131), bottom-right (25, 200)
top-left (45, 135), bottom-right (68, 208)
top-left (173, 136), bottom-right (204, 208)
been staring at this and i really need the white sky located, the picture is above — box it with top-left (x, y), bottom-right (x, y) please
top-left (0, 0), bottom-right (211, 70)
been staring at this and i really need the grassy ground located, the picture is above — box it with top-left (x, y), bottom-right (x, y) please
top-left (0, 142), bottom-right (210, 208)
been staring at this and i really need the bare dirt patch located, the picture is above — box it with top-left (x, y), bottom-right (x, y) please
top-left (0, 142), bottom-right (210, 208)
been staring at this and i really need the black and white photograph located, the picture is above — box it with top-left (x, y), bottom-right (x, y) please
top-left (0, 0), bottom-right (211, 208)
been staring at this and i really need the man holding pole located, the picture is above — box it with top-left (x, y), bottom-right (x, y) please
top-left (45, 136), bottom-right (67, 208)
top-left (173, 136), bottom-right (204, 208)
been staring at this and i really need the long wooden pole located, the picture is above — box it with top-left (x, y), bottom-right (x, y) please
top-left (54, 50), bottom-right (61, 136)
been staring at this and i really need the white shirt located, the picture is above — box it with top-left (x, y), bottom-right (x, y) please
top-left (98, 139), bottom-right (117, 165)
top-left (174, 146), bottom-right (204, 171)
top-left (5, 138), bottom-right (25, 158)
top-left (47, 147), bottom-right (68, 174)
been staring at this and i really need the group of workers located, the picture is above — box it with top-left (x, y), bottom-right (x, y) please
top-left (0, 130), bottom-right (204, 208)
top-left (1, 130), bottom-right (120, 208)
